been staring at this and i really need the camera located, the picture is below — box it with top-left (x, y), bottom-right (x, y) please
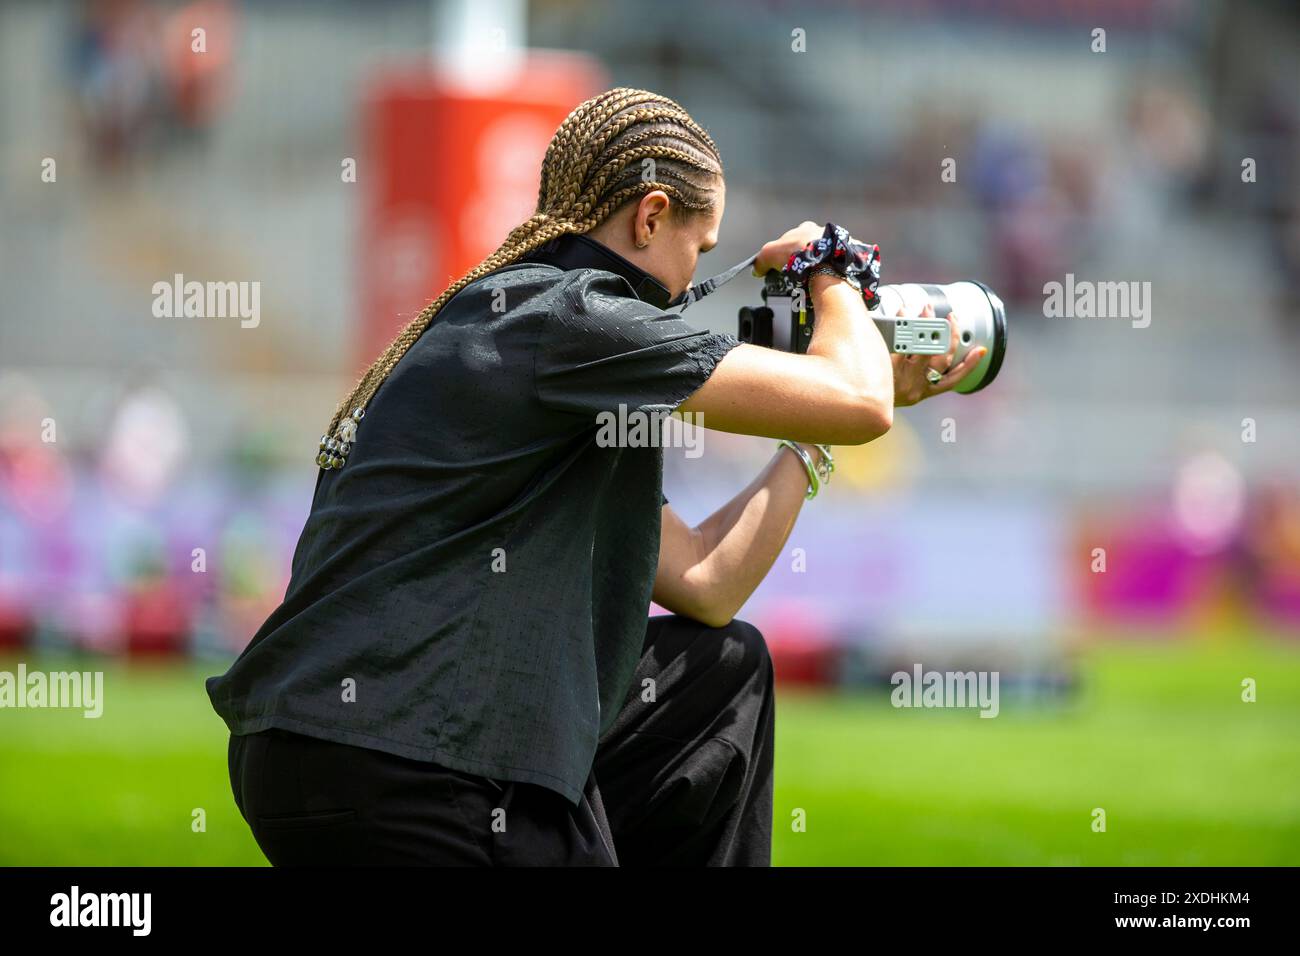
top-left (737, 272), bottom-right (1007, 394)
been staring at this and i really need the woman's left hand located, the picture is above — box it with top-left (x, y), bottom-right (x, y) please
top-left (891, 302), bottom-right (988, 407)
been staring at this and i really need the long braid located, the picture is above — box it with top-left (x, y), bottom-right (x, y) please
top-left (316, 89), bottom-right (723, 470)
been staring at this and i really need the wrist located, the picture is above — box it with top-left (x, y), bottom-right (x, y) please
top-left (796, 442), bottom-right (824, 469)
top-left (777, 440), bottom-right (820, 500)
top-left (777, 441), bottom-right (836, 499)
top-left (806, 264), bottom-right (862, 293)
top-left (808, 271), bottom-right (860, 301)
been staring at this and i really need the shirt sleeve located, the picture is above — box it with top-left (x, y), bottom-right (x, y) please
top-left (533, 269), bottom-right (741, 419)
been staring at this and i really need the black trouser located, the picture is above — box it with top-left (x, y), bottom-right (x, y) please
top-left (226, 614), bottom-right (775, 866)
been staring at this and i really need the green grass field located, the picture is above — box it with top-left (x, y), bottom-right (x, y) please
top-left (2, 637), bottom-right (1298, 866)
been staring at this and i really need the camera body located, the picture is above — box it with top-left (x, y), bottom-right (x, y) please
top-left (737, 272), bottom-right (1007, 394)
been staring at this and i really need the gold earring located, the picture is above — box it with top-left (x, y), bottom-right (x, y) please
top-left (636, 237), bottom-right (648, 248)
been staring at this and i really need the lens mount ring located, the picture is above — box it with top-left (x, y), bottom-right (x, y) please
top-left (960, 279), bottom-right (1007, 394)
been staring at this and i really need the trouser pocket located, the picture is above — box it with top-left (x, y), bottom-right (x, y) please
top-left (256, 808), bottom-right (359, 830)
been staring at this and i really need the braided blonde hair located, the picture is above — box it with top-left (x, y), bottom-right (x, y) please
top-left (316, 88), bottom-right (724, 470)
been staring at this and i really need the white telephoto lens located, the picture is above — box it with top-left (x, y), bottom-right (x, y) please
top-left (871, 281), bottom-right (1006, 393)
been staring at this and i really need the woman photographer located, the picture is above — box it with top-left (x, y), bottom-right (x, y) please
top-left (206, 88), bottom-right (985, 866)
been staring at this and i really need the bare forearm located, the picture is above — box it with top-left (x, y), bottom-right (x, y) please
top-left (688, 443), bottom-right (821, 623)
top-left (674, 274), bottom-right (896, 447)
top-left (806, 274), bottom-right (894, 419)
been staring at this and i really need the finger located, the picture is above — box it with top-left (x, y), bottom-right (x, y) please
top-left (919, 314), bottom-right (962, 375)
top-left (931, 347), bottom-right (988, 393)
top-left (920, 302), bottom-right (935, 318)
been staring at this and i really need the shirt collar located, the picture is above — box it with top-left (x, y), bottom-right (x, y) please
top-left (523, 234), bottom-right (675, 309)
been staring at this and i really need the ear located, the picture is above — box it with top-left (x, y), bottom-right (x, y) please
top-left (633, 190), bottom-right (672, 248)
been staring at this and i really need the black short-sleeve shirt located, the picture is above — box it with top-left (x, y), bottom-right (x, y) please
top-left (205, 238), bottom-right (740, 805)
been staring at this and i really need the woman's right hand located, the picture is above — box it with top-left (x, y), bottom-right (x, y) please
top-left (753, 221), bottom-right (825, 276)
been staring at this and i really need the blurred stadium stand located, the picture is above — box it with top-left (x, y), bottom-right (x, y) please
top-left (1, 0), bottom-right (1298, 677)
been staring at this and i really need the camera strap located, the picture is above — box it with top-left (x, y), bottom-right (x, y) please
top-left (673, 223), bottom-right (881, 313)
top-left (671, 254), bottom-right (757, 312)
